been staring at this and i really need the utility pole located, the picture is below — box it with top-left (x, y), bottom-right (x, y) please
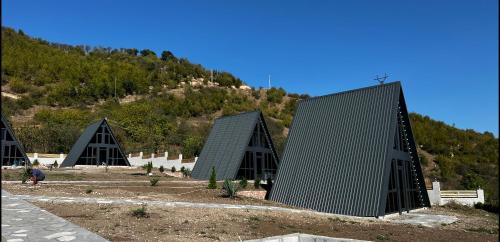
top-left (268, 75), bottom-right (271, 89)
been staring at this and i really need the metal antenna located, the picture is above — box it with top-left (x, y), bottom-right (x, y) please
top-left (374, 73), bottom-right (389, 84)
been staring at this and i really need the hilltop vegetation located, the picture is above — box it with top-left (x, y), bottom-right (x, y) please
top-left (1, 27), bottom-right (498, 205)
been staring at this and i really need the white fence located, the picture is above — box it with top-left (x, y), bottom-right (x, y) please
top-left (26, 152), bottom-right (197, 170)
top-left (427, 181), bottom-right (484, 206)
top-left (127, 152), bottom-right (197, 170)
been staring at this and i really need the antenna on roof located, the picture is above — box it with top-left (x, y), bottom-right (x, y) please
top-left (374, 73), bottom-right (388, 84)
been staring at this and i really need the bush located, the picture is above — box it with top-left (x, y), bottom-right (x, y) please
top-left (254, 177), bottom-right (261, 189)
top-left (171, 166), bottom-right (176, 172)
top-left (9, 79), bottom-right (30, 93)
top-left (222, 179), bottom-right (239, 199)
top-left (474, 202), bottom-right (499, 214)
top-left (239, 178), bottom-right (248, 189)
top-left (207, 166), bottom-right (217, 189)
top-left (182, 168), bottom-right (192, 178)
top-left (159, 166), bottom-right (164, 173)
top-left (85, 188), bottom-right (93, 194)
top-left (143, 161), bottom-right (153, 174)
top-left (32, 159), bottom-right (40, 166)
top-left (20, 167), bottom-right (31, 184)
top-left (150, 176), bottom-right (160, 186)
top-left (53, 160), bottom-right (58, 168)
top-left (130, 205), bottom-right (148, 218)
top-left (180, 166), bottom-right (185, 173)
top-left (419, 155), bottom-right (428, 166)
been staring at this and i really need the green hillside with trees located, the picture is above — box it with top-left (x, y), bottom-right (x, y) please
top-left (1, 27), bottom-right (497, 205)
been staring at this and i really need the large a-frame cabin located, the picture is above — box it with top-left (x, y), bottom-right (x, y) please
top-left (270, 82), bottom-right (430, 217)
top-left (60, 118), bottom-right (130, 167)
top-left (191, 110), bottom-right (280, 180)
top-left (1, 113), bottom-right (30, 166)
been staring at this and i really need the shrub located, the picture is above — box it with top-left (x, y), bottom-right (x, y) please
top-left (171, 166), bottom-right (176, 172)
top-left (419, 155), bottom-right (428, 166)
top-left (9, 79), bottom-right (30, 93)
top-left (143, 161), bottom-right (153, 174)
top-left (159, 166), bottom-right (164, 173)
top-left (53, 160), bottom-right (58, 168)
top-left (20, 168), bottom-right (31, 184)
top-left (32, 159), bottom-right (40, 166)
top-left (180, 166), bottom-right (185, 173)
top-left (85, 188), bottom-right (93, 194)
top-left (474, 202), bottom-right (499, 214)
top-left (182, 168), bottom-right (192, 178)
top-left (239, 178), bottom-right (248, 189)
top-left (207, 166), bottom-right (217, 189)
top-left (222, 179), bottom-right (239, 199)
top-left (150, 176), bottom-right (160, 186)
top-left (254, 177), bottom-right (261, 189)
top-left (130, 205), bottom-right (148, 218)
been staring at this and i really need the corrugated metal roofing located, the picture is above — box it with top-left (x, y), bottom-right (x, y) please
top-left (269, 81), bottom-right (429, 217)
top-left (1, 113), bottom-right (30, 163)
top-left (191, 110), bottom-right (278, 180)
top-left (60, 118), bottom-right (130, 167)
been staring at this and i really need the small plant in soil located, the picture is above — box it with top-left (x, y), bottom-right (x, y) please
top-left (53, 160), bottom-right (58, 168)
top-left (254, 177), bottom-right (261, 189)
top-left (207, 166), bottom-right (217, 189)
top-left (159, 166), bottom-right (164, 173)
top-left (150, 176), bottom-right (160, 186)
top-left (143, 161), bottom-right (153, 175)
top-left (222, 179), bottom-right (239, 199)
top-left (239, 178), bottom-right (248, 189)
top-left (180, 166), bottom-right (185, 173)
top-left (182, 168), bottom-right (192, 178)
top-left (85, 188), bottom-right (93, 194)
top-left (32, 159), bottom-right (40, 166)
top-left (20, 167), bottom-right (31, 184)
top-left (130, 205), bottom-right (148, 218)
top-left (171, 166), bottom-right (176, 172)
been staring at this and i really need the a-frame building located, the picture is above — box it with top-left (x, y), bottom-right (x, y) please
top-left (60, 118), bottom-right (130, 167)
top-left (1, 113), bottom-right (30, 166)
top-left (191, 110), bottom-right (280, 180)
top-left (270, 82), bottom-right (430, 217)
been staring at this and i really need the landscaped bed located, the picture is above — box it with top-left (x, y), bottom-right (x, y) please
top-left (1, 167), bottom-right (498, 242)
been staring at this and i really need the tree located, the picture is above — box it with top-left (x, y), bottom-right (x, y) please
top-left (140, 49), bottom-right (156, 57)
top-left (207, 166), bottom-right (217, 189)
top-left (161, 51), bottom-right (176, 62)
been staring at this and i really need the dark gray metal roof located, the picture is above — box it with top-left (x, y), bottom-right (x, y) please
top-left (191, 110), bottom-right (278, 180)
top-left (270, 81), bottom-right (429, 217)
top-left (60, 118), bottom-right (130, 167)
top-left (1, 113), bottom-right (30, 163)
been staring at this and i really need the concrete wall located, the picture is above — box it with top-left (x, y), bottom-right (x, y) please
top-left (28, 153), bottom-right (65, 166)
top-left (127, 152), bottom-right (196, 170)
top-left (426, 181), bottom-right (484, 206)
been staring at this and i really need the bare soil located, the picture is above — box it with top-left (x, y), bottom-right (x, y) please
top-left (2, 168), bottom-right (498, 242)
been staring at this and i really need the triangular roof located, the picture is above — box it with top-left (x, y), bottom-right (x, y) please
top-left (270, 82), bottom-right (430, 217)
top-left (1, 113), bottom-right (30, 164)
top-left (192, 110), bottom-right (279, 180)
top-left (60, 118), bottom-right (130, 167)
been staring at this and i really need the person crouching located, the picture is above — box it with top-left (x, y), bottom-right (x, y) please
top-left (28, 167), bottom-right (46, 185)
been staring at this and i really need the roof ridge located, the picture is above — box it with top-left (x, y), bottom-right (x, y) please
top-left (215, 109), bottom-right (261, 121)
top-left (299, 81), bottom-right (401, 104)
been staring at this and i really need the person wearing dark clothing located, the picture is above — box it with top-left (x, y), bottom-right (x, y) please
top-left (30, 168), bottom-right (45, 185)
top-left (262, 177), bottom-right (273, 200)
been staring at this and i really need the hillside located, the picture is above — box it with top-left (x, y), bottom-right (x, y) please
top-left (1, 27), bottom-right (497, 205)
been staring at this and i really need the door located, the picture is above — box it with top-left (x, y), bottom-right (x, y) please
top-left (98, 147), bottom-right (107, 165)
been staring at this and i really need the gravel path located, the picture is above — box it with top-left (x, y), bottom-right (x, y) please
top-left (1, 190), bottom-right (108, 242)
top-left (4, 191), bottom-right (458, 228)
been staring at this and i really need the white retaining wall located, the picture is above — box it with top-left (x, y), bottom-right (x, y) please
top-left (426, 181), bottom-right (484, 206)
top-left (28, 153), bottom-right (65, 166)
top-left (127, 152), bottom-right (196, 170)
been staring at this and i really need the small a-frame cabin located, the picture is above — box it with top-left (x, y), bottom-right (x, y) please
top-left (191, 110), bottom-right (280, 180)
top-left (270, 82), bottom-right (430, 217)
top-left (1, 113), bottom-right (30, 166)
top-left (60, 118), bottom-right (130, 167)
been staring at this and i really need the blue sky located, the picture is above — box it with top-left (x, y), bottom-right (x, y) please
top-left (2, 0), bottom-right (498, 135)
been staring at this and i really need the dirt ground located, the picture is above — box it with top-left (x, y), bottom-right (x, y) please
top-left (2, 167), bottom-right (499, 242)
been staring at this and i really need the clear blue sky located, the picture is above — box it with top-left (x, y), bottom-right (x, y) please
top-left (2, 0), bottom-right (498, 135)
